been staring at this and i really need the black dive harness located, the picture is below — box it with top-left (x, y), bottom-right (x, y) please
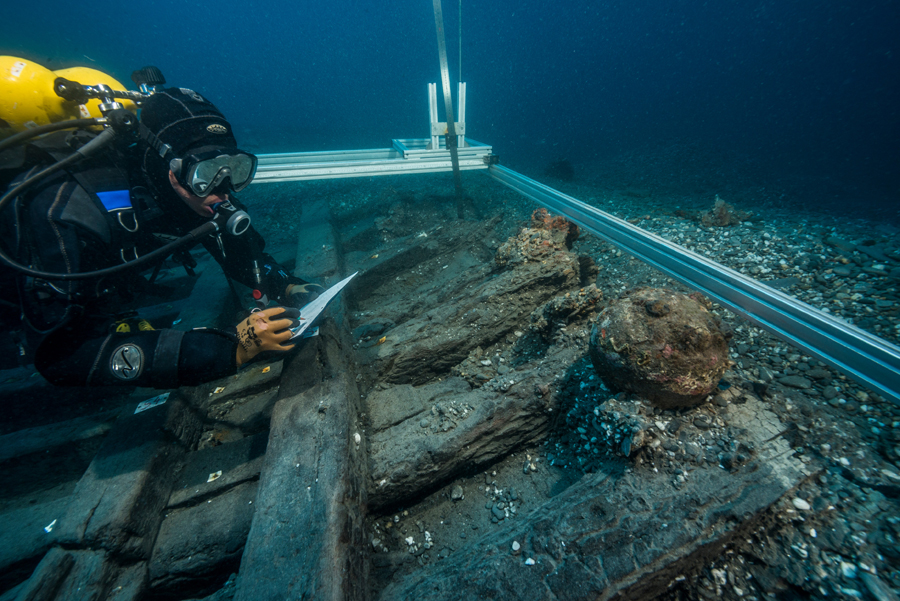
top-left (0, 128), bottom-right (251, 282)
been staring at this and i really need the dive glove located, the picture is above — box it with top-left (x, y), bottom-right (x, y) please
top-left (235, 306), bottom-right (301, 366)
top-left (285, 281), bottom-right (326, 308)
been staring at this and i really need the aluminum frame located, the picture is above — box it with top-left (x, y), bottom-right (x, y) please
top-left (252, 138), bottom-right (491, 183)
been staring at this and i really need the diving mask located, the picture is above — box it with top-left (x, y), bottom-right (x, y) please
top-left (170, 148), bottom-right (258, 197)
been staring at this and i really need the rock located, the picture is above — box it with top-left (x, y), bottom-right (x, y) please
top-left (823, 386), bottom-right (839, 400)
top-left (778, 375), bottom-right (812, 389)
top-left (806, 368), bottom-right (831, 380)
top-left (857, 245), bottom-right (891, 263)
top-left (861, 572), bottom-right (900, 601)
top-left (700, 195), bottom-right (752, 227)
top-left (451, 485), bottom-right (464, 501)
top-left (589, 288), bottom-right (732, 408)
top-left (791, 497), bottom-right (811, 511)
top-left (589, 397), bottom-right (652, 457)
top-left (825, 236), bottom-right (857, 253)
top-left (832, 265), bottom-right (854, 277)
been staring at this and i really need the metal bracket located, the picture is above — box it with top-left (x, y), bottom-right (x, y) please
top-left (428, 82), bottom-right (466, 149)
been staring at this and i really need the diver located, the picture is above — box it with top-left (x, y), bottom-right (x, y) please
top-left (0, 86), bottom-right (324, 388)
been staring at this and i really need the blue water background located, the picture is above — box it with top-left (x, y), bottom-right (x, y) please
top-left (2, 0), bottom-right (898, 219)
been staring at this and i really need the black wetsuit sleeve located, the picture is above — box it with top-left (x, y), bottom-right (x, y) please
top-left (35, 325), bottom-right (239, 388)
top-left (199, 223), bottom-right (296, 302)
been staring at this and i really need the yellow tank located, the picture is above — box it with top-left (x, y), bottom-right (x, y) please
top-left (0, 57), bottom-right (137, 139)
top-left (0, 57), bottom-right (72, 138)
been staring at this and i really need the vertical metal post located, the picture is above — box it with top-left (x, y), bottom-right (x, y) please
top-left (428, 83), bottom-right (440, 150)
top-left (457, 82), bottom-right (466, 149)
top-left (432, 0), bottom-right (465, 218)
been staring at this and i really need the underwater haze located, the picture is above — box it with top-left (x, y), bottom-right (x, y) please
top-left (2, 0), bottom-right (898, 221)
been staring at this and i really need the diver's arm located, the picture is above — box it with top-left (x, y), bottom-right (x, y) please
top-left (201, 224), bottom-right (296, 301)
top-left (34, 325), bottom-right (239, 388)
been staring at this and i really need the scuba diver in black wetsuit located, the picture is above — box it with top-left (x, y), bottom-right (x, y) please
top-left (0, 67), bottom-right (324, 389)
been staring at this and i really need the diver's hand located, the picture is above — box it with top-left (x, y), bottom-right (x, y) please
top-left (285, 281), bottom-right (326, 308)
top-left (235, 306), bottom-right (301, 366)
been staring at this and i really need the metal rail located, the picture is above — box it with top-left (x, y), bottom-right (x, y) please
top-left (252, 138), bottom-right (491, 183)
top-left (488, 164), bottom-right (900, 405)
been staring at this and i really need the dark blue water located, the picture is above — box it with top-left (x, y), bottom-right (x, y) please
top-left (2, 0), bottom-right (898, 219)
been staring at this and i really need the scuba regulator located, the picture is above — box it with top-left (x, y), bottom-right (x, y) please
top-left (0, 61), bottom-right (252, 281)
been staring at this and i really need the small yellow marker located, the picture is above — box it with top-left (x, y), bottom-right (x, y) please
top-left (262, 366), bottom-right (271, 373)
top-left (213, 387), bottom-right (226, 394)
top-left (207, 471), bottom-right (222, 483)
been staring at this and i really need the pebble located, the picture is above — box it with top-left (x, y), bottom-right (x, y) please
top-left (840, 561), bottom-right (858, 579)
top-left (451, 485), bottom-right (464, 501)
top-left (832, 265), bottom-right (853, 277)
top-left (491, 504), bottom-right (506, 521)
top-left (758, 366), bottom-right (775, 382)
top-left (524, 558), bottom-right (536, 565)
top-left (512, 541), bottom-right (521, 552)
top-left (778, 375), bottom-right (812, 389)
top-left (792, 497), bottom-right (811, 511)
top-left (882, 469), bottom-right (900, 483)
top-left (807, 368), bottom-right (831, 380)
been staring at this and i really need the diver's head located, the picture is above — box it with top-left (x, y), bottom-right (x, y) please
top-left (138, 88), bottom-right (257, 217)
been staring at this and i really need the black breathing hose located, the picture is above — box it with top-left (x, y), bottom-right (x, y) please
top-left (0, 219), bottom-right (219, 281)
top-left (0, 118), bottom-right (100, 154)
top-left (0, 126), bottom-right (244, 281)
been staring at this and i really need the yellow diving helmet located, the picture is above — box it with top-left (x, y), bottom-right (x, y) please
top-left (0, 56), bottom-right (136, 140)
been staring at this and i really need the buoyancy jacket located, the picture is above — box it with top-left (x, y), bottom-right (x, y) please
top-left (0, 130), bottom-right (297, 388)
